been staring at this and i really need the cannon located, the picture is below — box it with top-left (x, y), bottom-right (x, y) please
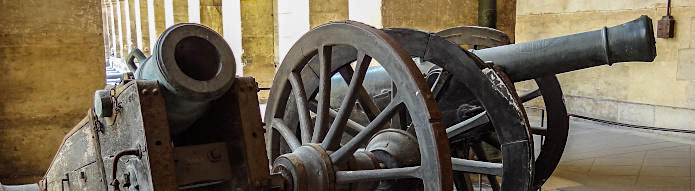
top-left (265, 15), bottom-right (656, 191)
top-left (1, 16), bottom-right (655, 191)
top-left (4, 23), bottom-right (280, 191)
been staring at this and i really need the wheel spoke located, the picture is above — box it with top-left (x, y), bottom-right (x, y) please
top-left (446, 111), bottom-right (489, 138)
top-left (389, 82), bottom-right (403, 130)
top-left (288, 72), bottom-right (313, 144)
top-left (519, 88), bottom-right (541, 103)
top-left (309, 100), bottom-right (366, 134)
top-left (326, 107), bottom-right (366, 134)
top-left (312, 45), bottom-right (333, 143)
top-left (330, 100), bottom-right (403, 164)
top-left (452, 157), bottom-right (503, 176)
top-left (338, 64), bottom-right (381, 121)
top-left (322, 51), bottom-right (371, 150)
top-left (335, 166), bottom-right (421, 184)
top-left (272, 118), bottom-right (301, 151)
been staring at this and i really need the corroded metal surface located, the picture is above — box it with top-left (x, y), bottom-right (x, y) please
top-left (472, 16), bottom-right (656, 82)
top-left (36, 77), bottom-right (270, 191)
top-left (133, 23), bottom-right (236, 135)
top-left (28, 23), bottom-right (271, 191)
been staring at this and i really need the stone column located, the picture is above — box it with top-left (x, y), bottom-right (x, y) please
top-left (141, 0), bottom-right (152, 55)
top-left (102, 1), bottom-right (113, 58)
top-left (154, 0), bottom-right (167, 37)
top-left (0, 0), bottom-right (105, 184)
top-left (309, 0), bottom-right (348, 28)
top-left (119, 0), bottom-right (129, 57)
top-left (174, 0), bottom-right (189, 23)
top-left (127, 0), bottom-right (137, 52)
top-left (241, 0), bottom-right (274, 102)
top-left (116, 0), bottom-right (124, 57)
top-left (109, 0), bottom-right (118, 56)
top-left (200, 0), bottom-right (223, 34)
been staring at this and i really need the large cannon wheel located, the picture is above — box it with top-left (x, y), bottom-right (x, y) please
top-left (437, 26), bottom-right (570, 190)
top-left (382, 28), bottom-right (534, 191)
top-left (265, 21), bottom-right (453, 191)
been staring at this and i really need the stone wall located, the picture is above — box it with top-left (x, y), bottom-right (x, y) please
top-left (516, 0), bottom-right (695, 130)
top-left (0, 0), bottom-right (105, 184)
top-left (382, 0), bottom-right (517, 42)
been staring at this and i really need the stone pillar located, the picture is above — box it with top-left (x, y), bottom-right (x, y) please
top-left (154, 0), bottom-right (167, 37)
top-left (200, 0), bottom-right (223, 34)
top-left (127, 0), bottom-right (137, 52)
top-left (174, 0), bottom-right (189, 23)
top-left (116, 0), bottom-right (124, 57)
top-left (0, 0), bottom-right (105, 184)
top-left (109, 0), bottom-right (118, 56)
top-left (119, 0), bottom-right (129, 56)
top-left (140, 0), bottom-right (151, 55)
top-left (103, 1), bottom-right (114, 58)
top-left (241, 0), bottom-right (275, 102)
top-left (309, 0), bottom-right (348, 28)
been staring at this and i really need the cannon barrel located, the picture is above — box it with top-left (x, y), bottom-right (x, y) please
top-left (329, 16), bottom-right (657, 117)
top-left (134, 23), bottom-right (236, 135)
top-left (472, 15), bottom-right (656, 82)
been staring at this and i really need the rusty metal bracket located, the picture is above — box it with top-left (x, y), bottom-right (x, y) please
top-left (110, 148), bottom-right (141, 191)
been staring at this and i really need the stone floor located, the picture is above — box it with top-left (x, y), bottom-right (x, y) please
top-left (541, 119), bottom-right (694, 191)
top-left (260, 104), bottom-right (694, 190)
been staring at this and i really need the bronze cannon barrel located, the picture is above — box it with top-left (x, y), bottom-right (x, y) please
top-left (472, 15), bottom-right (656, 82)
top-left (134, 23), bottom-right (236, 135)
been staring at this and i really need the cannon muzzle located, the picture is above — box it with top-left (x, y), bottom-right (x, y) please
top-left (134, 23), bottom-right (236, 135)
top-left (472, 15), bottom-right (656, 82)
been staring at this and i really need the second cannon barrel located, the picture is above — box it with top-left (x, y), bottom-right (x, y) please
top-left (472, 15), bottom-right (656, 82)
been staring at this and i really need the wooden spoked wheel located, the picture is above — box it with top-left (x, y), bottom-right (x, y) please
top-left (383, 28), bottom-right (535, 191)
top-left (437, 26), bottom-right (569, 190)
top-left (265, 21), bottom-right (453, 191)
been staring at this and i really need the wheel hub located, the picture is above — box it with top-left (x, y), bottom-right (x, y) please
top-left (272, 144), bottom-right (335, 191)
top-left (366, 129), bottom-right (420, 168)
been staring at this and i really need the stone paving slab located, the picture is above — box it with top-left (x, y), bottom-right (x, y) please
top-left (543, 119), bottom-right (694, 190)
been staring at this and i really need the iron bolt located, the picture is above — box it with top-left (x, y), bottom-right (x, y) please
top-left (94, 90), bottom-right (113, 117)
top-left (207, 149), bottom-right (223, 162)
